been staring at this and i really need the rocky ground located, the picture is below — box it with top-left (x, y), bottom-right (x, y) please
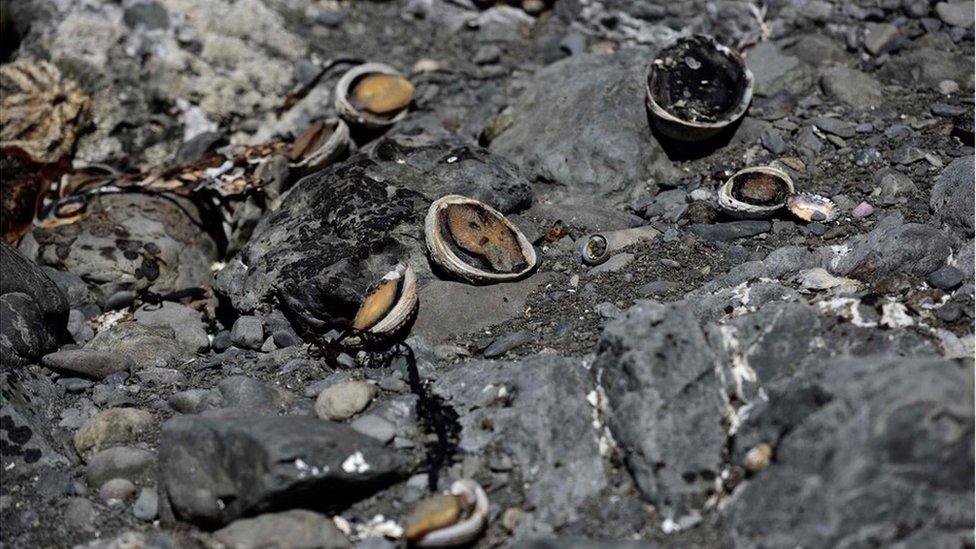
top-left (1, 0), bottom-right (974, 547)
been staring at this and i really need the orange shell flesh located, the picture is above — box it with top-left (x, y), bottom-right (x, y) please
top-left (351, 74), bottom-right (414, 116)
top-left (352, 277), bottom-right (398, 331)
top-left (444, 203), bottom-right (523, 273)
top-left (404, 494), bottom-right (462, 541)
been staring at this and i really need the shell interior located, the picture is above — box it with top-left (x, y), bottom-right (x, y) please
top-left (648, 35), bottom-right (749, 124)
top-left (404, 494), bottom-right (463, 541)
top-left (289, 120), bottom-right (336, 162)
top-left (581, 234), bottom-right (609, 265)
top-left (787, 193), bottom-right (838, 223)
top-left (351, 74), bottom-right (414, 116)
top-left (440, 203), bottom-right (528, 274)
top-left (730, 171), bottom-right (789, 207)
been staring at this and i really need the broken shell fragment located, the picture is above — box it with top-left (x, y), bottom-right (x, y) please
top-left (645, 35), bottom-right (753, 141)
top-left (786, 192), bottom-right (839, 223)
top-left (288, 118), bottom-right (350, 174)
top-left (718, 166), bottom-right (795, 219)
top-left (344, 264), bottom-right (418, 347)
top-left (579, 225), bottom-right (660, 266)
top-left (336, 63), bottom-right (413, 129)
top-left (425, 195), bottom-right (537, 284)
top-left (405, 479), bottom-right (488, 547)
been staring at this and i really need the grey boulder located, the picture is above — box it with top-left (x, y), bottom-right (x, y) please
top-left (930, 156), bottom-right (974, 236)
top-left (726, 356), bottom-right (973, 548)
top-left (158, 414), bottom-right (407, 527)
top-left (0, 241), bottom-right (68, 366)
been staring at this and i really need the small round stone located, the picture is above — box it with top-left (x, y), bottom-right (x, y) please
top-left (315, 380), bottom-right (376, 421)
top-left (99, 478), bottom-right (137, 505)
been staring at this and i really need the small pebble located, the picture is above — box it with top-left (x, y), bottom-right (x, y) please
top-left (927, 265), bottom-right (964, 291)
top-left (852, 202), bottom-right (875, 218)
top-left (99, 478), bottom-right (137, 506)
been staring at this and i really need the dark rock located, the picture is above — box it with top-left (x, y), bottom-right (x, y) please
top-left (432, 355), bottom-right (605, 528)
top-left (760, 128), bottom-right (788, 154)
top-left (927, 265), bottom-right (965, 290)
top-left (746, 41), bottom-right (812, 97)
top-left (104, 290), bottom-right (136, 311)
top-left (158, 414), bottom-right (407, 527)
top-left (595, 302), bottom-right (725, 514)
top-left (726, 356), bottom-right (973, 547)
top-left (490, 49), bottom-right (676, 206)
top-left (0, 241), bottom-right (68, 366)
top-left (365, 127), bottom-right (532, 214)
top-left (42, 349), bottom-right (129, 379)
top-left (123, 1), bottom-right (169, 30)
top-left (812, 117), bottom-right (856, 138)
top-left (215, 159), bottom-right (427, 317)
top-left (173, 131), bottom-right (227, 164)
top-left (930, 156), bottom-right (974, 235)
top-left (214, 510), bottom-right (351, 549)
top-left (40, 267), bottom-right (94, 309)
top-left (690, 221), bottom-right (772, 242)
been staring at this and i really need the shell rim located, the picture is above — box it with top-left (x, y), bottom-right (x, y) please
top-left (644, 34), bottom-right (755, 131)
top-left (335, 62), bottom-right (411, 129)
top-left (718, 165), bottom-right (796, 217)
top-left (424, 195), bottom-right (538, 284)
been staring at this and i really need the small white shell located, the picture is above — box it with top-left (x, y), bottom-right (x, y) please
top-left (413, 479), bottom-right (489, 548)
top-left (425, 195), bottom-right (537, 284)
top-left (645, 35), bottom-right (754, 141)
top-left (289, 118), bottom-right (350, 173)
top-left (343, 264), bottom-right (418, 347)
top-left (335, 63), bottom-right (411, 129)
top-left (579, 225), bottom-right (660, 266)
top-left (718, 166), bottom-right (795, 219)
top-left (786, 193), bottom-right (839, 223)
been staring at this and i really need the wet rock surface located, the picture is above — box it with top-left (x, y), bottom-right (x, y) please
top-left (1, 0), bottom-right (973, 547)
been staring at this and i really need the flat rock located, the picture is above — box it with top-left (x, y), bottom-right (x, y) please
top-left (819, 66), bottom-right (883, 110)
top-left (86, 321), bottom-right (186, 369)
top-left (491, 49), bottom-right (677, 205)
top-left (158, 414), bottom-right (407, 527)
top-left (689, 221), bottom-right (772, 242)
top-left (133, 302), bottom-right (209, 354)
top-left (27, 193), bottom-right (217, 302)
top-left (214, 509), bottom-right (351, 549)
top-left (413, 274), bottom-right (550, 342)
top-left (936, 1), bottom-right (975, 27)
top-left (218, 376), bottom-right (295, 413)
top-left (726, 356), bottom-right (973, 547)
top-left (746, 41), bottom-right (812, 96)
top-left (42, 349), bottom-right (129, 380)
top-left (432, 355), bottom-right (606, 528)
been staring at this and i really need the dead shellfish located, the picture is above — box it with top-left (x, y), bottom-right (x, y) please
top-left (425, 195), bottom-right (537, 284)
top-left (343, 263), bottom-right (418, 347)
top-left (335, 63), bottom-right (414, 129)
top-left (288, 118), bottom-right (350, 174)
top-left (404, 479), bottom-right (489, 547)
top-left (718, 166), bottom-right (795, 218)
top-left (579, 225), bottom-right (660, 266)
top-left (786, 192), bottom-right (839, 223)
top-left (645, 35), bottom-right (753, 141)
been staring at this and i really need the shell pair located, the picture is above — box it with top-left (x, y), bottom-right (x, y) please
top-left (718, 166), bottom-right (838, 223)
top-left (404, 479), bottom-right (489, 547)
